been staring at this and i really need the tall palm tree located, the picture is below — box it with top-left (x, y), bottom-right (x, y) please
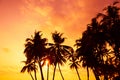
top-left (69, 53), bottom-right (81, 80)
top-left (24, 31), bottom-right (47, 80)
top-left (47, 31), bottom-right (73, 80)
top-left (21, 61), bottom-right (37, 80)
top-left (75, 18), bottom-right (101, 80)
top-left (75, 1), bottom-right (120, 80)
top-left (96, 1), bottom-right (120, 79)
top-left (75, 36), bottom-right (91, 80)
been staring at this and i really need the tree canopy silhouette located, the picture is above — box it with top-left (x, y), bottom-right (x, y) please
top-left (47, 31), bottom-right (73, 80)
top-left (21, 1), bottom-right (120, 80)
top-left (21, 61), bottom-right (38, 80)
top-left (24, 31), bottom-right (47, 80)
top-left (75, 1), bottom-right (120, 80)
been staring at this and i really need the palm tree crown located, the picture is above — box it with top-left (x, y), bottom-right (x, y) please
top-left (23, 31), bottom-right (47, 80)
top-left (47, 31), bottom-right (73, 80)
top-left (21, 61), bottom-right (38, 80)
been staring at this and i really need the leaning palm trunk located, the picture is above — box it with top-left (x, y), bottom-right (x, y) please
top-left (34, 70), bottom-right (37, 80)
top-left (58, 63), bottom-right (64, 80)
top-left (30, 72), bottom-right (35, 80)
top-left (33, 62), bottom-right (37, 80)
top-left (75, 67), bottom-right (81, 80)
top-left (87, 66), bottom-right (89, 80)
top-left (38, 58), bottom-right (44, 80)
top-left (47, 63), bottom-right (49, 80)
top-left (52, 63), bottom-right (57, 80)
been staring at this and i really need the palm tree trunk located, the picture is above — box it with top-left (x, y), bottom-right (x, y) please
top-left (47, 63), bottom-right (49, 80)
top-left (30, 72), bottom-right (35, 80)
top-left (38, 61), bottom-right (44, 80)
top-left (52, 63), bottom-right (57, 80)
top-left (58, 63), bottom-right (64, 80)
top-left (34, 62), bottom-right (37, 80)
top-left (93, 69), bottom-right (100, 80)
top-left (75, 67), bottom-right (81, 80)
top-left (34, 69), bottom-right (37, 80)
top-left (87, 66), bottom-right (89, 80)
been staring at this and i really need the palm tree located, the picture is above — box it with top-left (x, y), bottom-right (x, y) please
top-left (96, 1), bottom-right (120, 79)
top-left (75, 18), bottom-right (101, 80)
top-left (75, 1), bottom-right (120, 80)
top-left (24, 31), bottom-right (47, 80)
top-left (47, 31), bottom-right (73, 80)
top-left (21, 61), bottom-right (37, 80)
top-left (69, 53), bottom-right (81, 80)
top-left (75, 39), bottom-right (89, 80)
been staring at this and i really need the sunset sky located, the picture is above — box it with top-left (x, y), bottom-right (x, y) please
top-left (0, 0), bottom-right (118, 80)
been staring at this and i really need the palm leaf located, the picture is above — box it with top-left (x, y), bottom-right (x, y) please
top-left (113, 1), bottom-right (119, 5)
top-left (21, 66), bottom-right (27, 73)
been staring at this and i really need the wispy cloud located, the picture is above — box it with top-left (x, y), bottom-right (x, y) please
top-left (21, 0), bottom-right (85, 32)
top-left (21, 0), bottom-right (115, 37)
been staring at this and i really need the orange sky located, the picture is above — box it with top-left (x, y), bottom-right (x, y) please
top-left (0, 0), bottom-right (117, 80)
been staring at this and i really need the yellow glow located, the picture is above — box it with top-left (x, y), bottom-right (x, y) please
top-left (45, 59), bottom-right (49, 65)
top-left (44, 59), bottom-right (49, 70)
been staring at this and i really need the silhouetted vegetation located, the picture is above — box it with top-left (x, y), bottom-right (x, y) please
top-left (75, 1), bottom-right (120, 80)
top-left (69, 51), bottom-right (81, 80)
top-left (47, 31), bottom-right (73, 80)
top-left (22, 31), bottom-right (47, 80)
top-left (21, 1), bottom-right (120, 80)
top-left (21, 61), bottom-right (38, 80)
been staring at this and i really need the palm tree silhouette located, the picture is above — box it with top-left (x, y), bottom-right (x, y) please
top-left (24, 31), bottom-right (47, 80)
top-left (75, 17), bottom-right (106, 80)
top-left (47, 31), bottom-right (73, 80)
top-left (96, 1), bottom-right (120, 79)
top-left (75, 1), bottom-right (120, 80)
top-left (21, 61), bottom-right (37, 80)
top-left (75, 38), bottom-right (90, 80)
top-left (69, 52), bottom-right (81, 80)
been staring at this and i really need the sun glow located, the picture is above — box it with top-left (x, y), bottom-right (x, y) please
top-left (44, 59), bottom-right (49, 69)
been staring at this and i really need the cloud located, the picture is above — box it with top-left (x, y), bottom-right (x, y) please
top-left (21, 0), bottom-right (86, 34)
top-left (21, 0), bottom-right (116, 44)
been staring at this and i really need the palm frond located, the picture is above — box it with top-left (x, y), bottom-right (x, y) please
top-left (113, 1), bottom-right (119, 5)
top-left (26, 38), bottom-right (33, 42)
top-left (47, 43), bottom-right (54, 46)
top-left (21, 66), bottom-right (27, 73)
